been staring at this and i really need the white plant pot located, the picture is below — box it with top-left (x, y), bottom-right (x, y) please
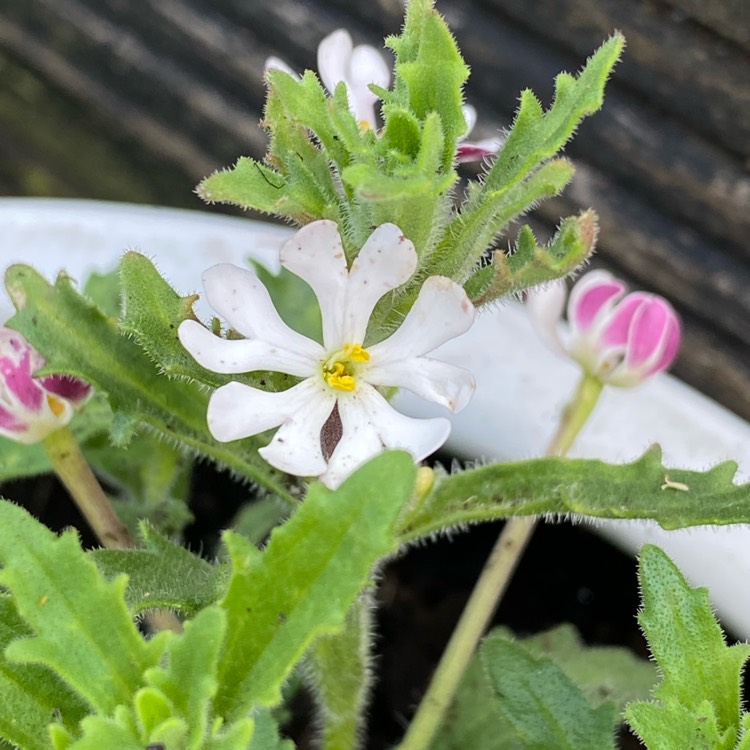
top-left (2, 198), bottom-right (749, 636)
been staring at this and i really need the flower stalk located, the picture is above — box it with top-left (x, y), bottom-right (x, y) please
top-left (397, 371), bottom-right (604, 750)
top-left (42, 425), bottom-right (132, 550)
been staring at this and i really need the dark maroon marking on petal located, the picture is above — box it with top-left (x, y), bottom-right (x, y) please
top-left (320, 401), bottom-right (343, 463)
top-left (41, 374), bottom-right (92, 404)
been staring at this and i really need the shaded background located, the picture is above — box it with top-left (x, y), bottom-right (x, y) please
top-left (0, 0), bottom-right (748, 421)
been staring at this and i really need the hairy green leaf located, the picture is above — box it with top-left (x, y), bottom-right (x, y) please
top-left (0, 596), bottom-right (88, 750)
top-left (433, 651), bottom-right (521, 750)
top-left (398, 446), bottom-right (750, 541)
top-left (386, 0), bottom-right (468, 168)
top-left (0, 501), bottom-right (166, 715)
top-left (626, 545), bottom-right (750, 749)
top-left (90, 523), bottom-right (223, 617)
top-left (435, 624), bottom-right (654, 750)
top-left (4, 264), bottom-right (295, 503)
top-left (480, 34), bottom-right (623, 198)
top-left (306, 596), bottom-right (374, 750)
top-left (481, 633), bottom-right (617, 750)
top-left (464, 210), bottom-right (598, 305)
top-left (144, 607), bottom-right (227, 750)
top-left (522, 624), bottom-right (656, 711)
top-left (214, 451), bottom-right (416, 720)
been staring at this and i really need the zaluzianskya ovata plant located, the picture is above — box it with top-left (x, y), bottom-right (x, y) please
top-left (265, 27), bottom-right (502, 161)
top-left (187, 0), bottom-right (623, 484)
top-left (199, 0), bottom-right (624, 313)
top-left (0, 326), bottom-right (91, 443)
top-left (528, 269), bottom-right (681, 387)
top-left (179, 221), bottom-right (475, 489)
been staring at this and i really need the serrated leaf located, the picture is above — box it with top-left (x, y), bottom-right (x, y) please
top-left (214, 451), bottom-right (416, 720)
top-left (398, 446), bottom-right (750, 541)
top-left (0, 501), bottom-right (167, 715)
top-left (247, 711), bottom-right (294, 750)
top-left (90, 523), bottom-right (223, 617)
top-left (144, 606), bottom-right (227, 750)
top-left (627, 699), bottom-right (731, 750)
top-left (386, 0), bottom-right (469, 168)
top-left (4, 264), bottom-right (296, 503)
top-left (306, 596), bottom-right (373, 750)
top-left (625, 545), bottom-right (750, 748)
top-left (433, 651), bottom-right (522, 750)
top-left (0, 595), bottom-right (88, 750)
top-left (522, 624), bottom-right (656, 711)
top-left (119, 252), bottom-right (295, 395)
top-left (436, 623), bottom-right (654, 750)
top-left (198, 157), bottom-right (289, 214)
top-left (82, 269), bottom-right (121, 320)
top-left (480, 34), bottom-right (623, 198)
top-left (481, 633), bottom-right (617, 750)
top-left (431, 158), bottom-right (575, 283)
top-left (464, 210), bottom-right (598, 305)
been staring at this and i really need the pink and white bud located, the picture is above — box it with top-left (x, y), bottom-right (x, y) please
top-left (527, 270), bottom-right (681, 387)
top-left (0, 327), bottom-right (91, 444)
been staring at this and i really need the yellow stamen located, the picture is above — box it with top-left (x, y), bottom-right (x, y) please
top-left (322, 342), bottom-right (370, 392)
top-left (344, 343), bottom-right (370, 362)
top-left (359, 120), bottom-right (372, 132)
top-left (325, 363), bottom-right (356, 392)
top-left (47, 395), bottom-right (65, 417)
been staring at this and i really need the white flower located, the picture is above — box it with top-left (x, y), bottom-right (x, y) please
top-left (266, 29), bottom-right (390, 131)
top-left (179, 221), bottom-right (476, 488)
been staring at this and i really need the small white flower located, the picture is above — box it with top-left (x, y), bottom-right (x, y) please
top-left (266, 29), bottom-right (390, 131)
top-left (179, 221), bottom-right (476, 489)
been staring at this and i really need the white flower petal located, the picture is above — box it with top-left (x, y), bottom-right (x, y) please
top-left (207, 379), bottom-right (320, 443)
top-left (368, 276), bottom-right (475, 362)
top-left (280, 220), bottom-right (349, 348)
top-left (366, 357), bottom-right (475, 413)
top-left (348, 44), bottom-right (390, 125)
top-left (525, 280), bottom-right (568, 356)
top-left (342, 223), bottom-right (417, 343)
top-left (264, 56), bottom-right (298, 78)
top-left (317, 29), bottom-right (353, 95)
top-left (461, 104), bottom-right (477, 137)
top-left (259, 386), bottom-right (336, 476)
top-left (321, 386), bottom-right (450, 489)
top-left (178, 320), bottom-right (319, 377)
top-left (202, 264), bottom-right (321, 359)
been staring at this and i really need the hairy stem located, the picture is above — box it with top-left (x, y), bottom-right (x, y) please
top-left (43, 425), bottom-right (182, 633)
top-left (398, 372), bottom-right (603, 750)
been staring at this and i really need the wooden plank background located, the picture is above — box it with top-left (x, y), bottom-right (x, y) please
top-left (1, 0), bottom-right (748, 420)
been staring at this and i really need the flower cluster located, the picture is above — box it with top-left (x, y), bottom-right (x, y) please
top-left (0, 327), bottom-right (91, 443)
top-left (265, 28), bottom-right (501, 161)
top-left (179, 220), bottom-right (476, 488)
top-left (528, 269), bottom-right (681, 387)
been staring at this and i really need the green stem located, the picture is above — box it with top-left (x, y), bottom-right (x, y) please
top-left (43, 426), bottom-right (133, 550)
top-left (398, 372), bottom-right (603, 750)
top-left (42, 426), bottom-right (182, 633)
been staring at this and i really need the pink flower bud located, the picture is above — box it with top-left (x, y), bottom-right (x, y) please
top-left (528, 270), bottom-right (681, 387)
top-left (0, 327), bottom-right (91, 444)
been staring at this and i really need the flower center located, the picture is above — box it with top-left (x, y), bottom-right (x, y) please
top-left (322, 343), bottom-right (370, 392)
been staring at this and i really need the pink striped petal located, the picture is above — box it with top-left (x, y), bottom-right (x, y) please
top-left (567, 270), bottom-right (624, 333)
top-left (0, 348), bottom-right (44, 411)
top-left (599, 293), bottom-right (648, 348)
